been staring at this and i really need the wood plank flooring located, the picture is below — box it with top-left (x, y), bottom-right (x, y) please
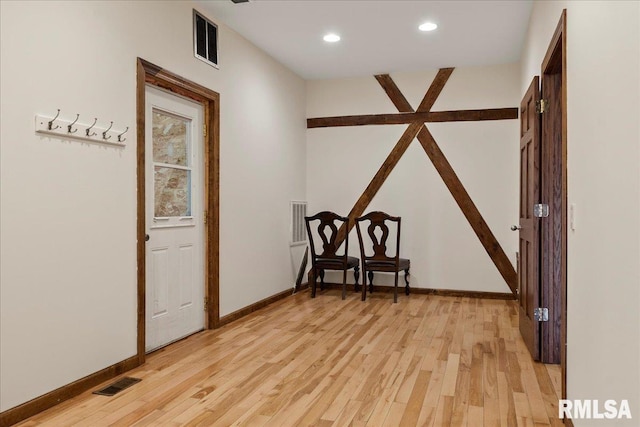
top-left (16, 290), bottom-right (563, 426)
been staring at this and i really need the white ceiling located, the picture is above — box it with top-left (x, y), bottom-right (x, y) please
top-left (198, 0), bottom-right (533, 80)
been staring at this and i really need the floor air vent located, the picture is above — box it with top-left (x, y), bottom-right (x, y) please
top-left (93, 377), bottom-right (141, 396)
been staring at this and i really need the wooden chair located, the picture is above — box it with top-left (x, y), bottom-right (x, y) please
top-left (305, 211), bottom-right (360, 300)
top-left (355, 211), bottom-right (410, 303)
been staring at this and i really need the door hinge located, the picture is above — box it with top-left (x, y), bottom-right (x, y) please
top-left (204, 210), bottom-right (208, 225)
top-left (534, 307), bottom-right (549, 322)
top-left (203, 123), bottom-right (207, 138)
top-left (536, 99), bottom-right (548, 113)
top-left (204, 297), bottom-right (208, 311)
top-left (533, 203), bottom-right (549, 218)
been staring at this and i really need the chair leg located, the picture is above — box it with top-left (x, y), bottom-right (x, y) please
top-left (367, 271), bottom-right (374, 294)
top-left (354, 266), bottom-right (360, 293)
top-left (404, 269), bottom-right (410, 295)
top-left (393, 272), bottom-right (398, 303)
top-left (342, 268), bottom-right (347, 300)
top-left (319, 269), bottom-right (325, 291)
top-left (361, 268), bottom-right (367, 301)
top-left (311, 268), bottom-right (317, 298)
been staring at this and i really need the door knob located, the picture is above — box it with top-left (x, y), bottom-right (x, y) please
top-left (510, 225), bottom-right (521, 231)
top-left (145, 234), bottom-right (150, 241)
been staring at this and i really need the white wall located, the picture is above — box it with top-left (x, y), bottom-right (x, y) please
top-left (0, 0), bottom-right (306, 412)
top-left (521, 1), bottom-right (640, 425)
top-left (306, 64), bottom-right (520, 293)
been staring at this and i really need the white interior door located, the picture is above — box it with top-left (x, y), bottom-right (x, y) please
top-left (145, 85), bottom-right (205, 352)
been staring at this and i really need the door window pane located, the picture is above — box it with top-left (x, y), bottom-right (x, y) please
top-left (152, 110), bottom-right (188, 166)
top-left (154, 167), bottom-right (191, 217)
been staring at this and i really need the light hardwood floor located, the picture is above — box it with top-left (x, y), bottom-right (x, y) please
top-left (17, 290), bottom-right (563, 426)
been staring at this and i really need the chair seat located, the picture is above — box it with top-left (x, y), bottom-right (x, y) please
top-left (364, 258), bottom-right (410, 271)
top-left (316, 256), bottom-right (359, 270)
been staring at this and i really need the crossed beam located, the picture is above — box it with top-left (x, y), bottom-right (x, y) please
top-left (307, 68), bottom-right (518, 293)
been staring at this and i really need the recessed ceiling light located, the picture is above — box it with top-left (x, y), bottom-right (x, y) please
top-left (419, 22), bottom-right (438, 32)
top-left (323, 33), bottom-right (340, 43)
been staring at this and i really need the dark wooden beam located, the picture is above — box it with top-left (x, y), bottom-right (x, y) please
top-left (372, 72), bottom-right (518, 293)
top-left (417, 68), bottom-right (455, 112)
top-left (415, 127), bottom-right (518, 292)
top-left (326, 69), bottom-right (518, 293)
top-left (375, 74), bottom-right (414, 112)
top-left (335, 121), bottom-right (424, 244)
top-left (375, 68), bottom-right (455, 113)
top-left (373, 72), bottom-right (517, 293)
top-left (333, 70), bottom-right (458, 244)
top-left (307, 108), bottom-right (518, 128)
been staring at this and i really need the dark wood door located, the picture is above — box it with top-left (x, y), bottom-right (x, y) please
top-left (518, 76), bottom-right (541, 361)
top-left (540, 35), bottom-right (565, 364)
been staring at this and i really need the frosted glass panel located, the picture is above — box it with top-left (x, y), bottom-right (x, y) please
top-left (154, 167), bottom-right (191, 217)
top-left (153, 111), bottom-right (188, 166)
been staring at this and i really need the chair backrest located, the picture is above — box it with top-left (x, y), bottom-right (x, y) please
top-left (355, 211), bottom-right (401, 264)
top-left (304, 211), bottom-right (349, 263)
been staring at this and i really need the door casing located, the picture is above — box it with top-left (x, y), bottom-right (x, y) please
top-left (539, 10), bottom-right (567, 381)
top-left (516, 8), bottom-right (567, 407)
top-left (136, 58), bottom-right (220, 364)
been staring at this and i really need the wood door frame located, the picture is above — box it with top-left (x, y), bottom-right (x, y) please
top-left (136, 58), bottom-right (220, 363)
top-left (540, 10), bottom-right (567, 400)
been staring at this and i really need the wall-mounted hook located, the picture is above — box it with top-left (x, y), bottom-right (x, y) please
top-left (48, 109), bottom-right (61, 130)
top-left (67, 114), bottom-right (79, 134)
top-left (102, 121), bottom-right (113, 140)
top-left (86, 118), bottom-right (98, 137)
top-left (117, 126), bottom-right (129, 143)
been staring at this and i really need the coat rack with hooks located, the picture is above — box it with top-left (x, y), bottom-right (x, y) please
top-left (35, 109), bottom-right (129, 147)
